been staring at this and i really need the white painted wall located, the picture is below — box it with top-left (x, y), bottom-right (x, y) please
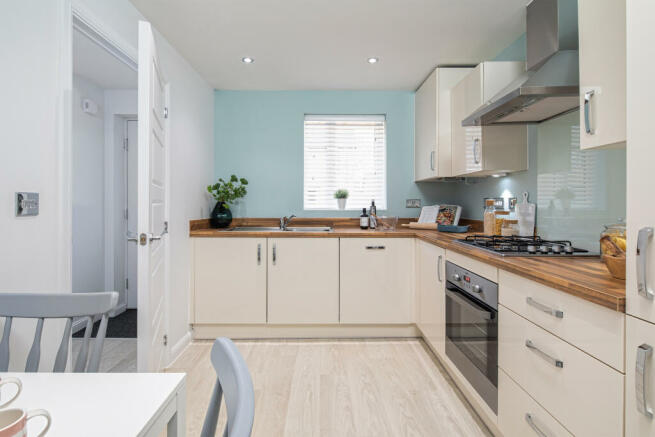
top-left (72, 74), bottom-right (106, 294)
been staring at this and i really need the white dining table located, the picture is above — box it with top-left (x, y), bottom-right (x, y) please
top-left (0, 372), bottom-right (186, 437)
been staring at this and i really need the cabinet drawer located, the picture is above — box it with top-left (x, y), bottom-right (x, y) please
top-left (499, 305), bottom-right (623, 437)
top-left (498, 270), bottom-right (624, 371)
top-left (340, 238), bottom-right (414, 323)
top-left (499, 369), bottom-right (573, 437)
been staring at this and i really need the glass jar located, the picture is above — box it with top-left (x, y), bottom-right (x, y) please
top-left (600, 219), bottom-right (626, 255)
top-left (483, 199), bottom-right (496, 235)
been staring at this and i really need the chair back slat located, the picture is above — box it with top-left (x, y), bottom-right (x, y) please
top-left (0, 316), bottom-right (13, 372)
top-left (53, 318), bottom-right (72, 372)
top-left (0, 292), bottom-right (118, 373)
top-left (200, 338), bottom-right (254, 437)
top-left (25, 318), bottom-right (44, 372)
top-left (73, 316), bottom-right (93, 372)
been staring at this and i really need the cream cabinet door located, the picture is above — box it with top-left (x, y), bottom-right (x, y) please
top-left (626, 315), bottom-right (655, 437)
top-left (626, 0), bottom-right (655, 324)
top-left (193, 238), bottom-right (267, 324)
top-left (340, 238), bottom-right (414, 324)
top-left (417, 240), bottom-right (446, 356)
top-left (451, 65), bottom-right (484, 176)
top-left (578, 0), bottom-right (626, 149)
top-left (415, 69), bottom-right (438, 181)
top-left (267, 238), bottom-right (339, 324)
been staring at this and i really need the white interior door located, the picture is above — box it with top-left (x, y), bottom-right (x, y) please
top-left (137, 21), bottom-right (169, 372)
top-left (126, 119), bottom-right (138, 309)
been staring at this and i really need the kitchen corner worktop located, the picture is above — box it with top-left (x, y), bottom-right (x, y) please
top-left (189, 218), bottom-right (626, 312)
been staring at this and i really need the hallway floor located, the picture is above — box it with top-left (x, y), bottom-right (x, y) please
top-left (165, 339), bottom-right (492, 437)
top-left (72, 338), bottom-right (136, 372)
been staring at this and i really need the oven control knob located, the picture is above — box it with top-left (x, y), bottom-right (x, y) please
top-left (472, 284), bottom-right (482, 293)
top-left (452, 274), bottom-right (461, 282)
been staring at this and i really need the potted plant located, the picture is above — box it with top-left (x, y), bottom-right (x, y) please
top-left (207, 175), bottom-right (248, 228)
top-left (334, 189), bottom-right (349, 210)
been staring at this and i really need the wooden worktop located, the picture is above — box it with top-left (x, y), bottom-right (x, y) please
top-left (189, 218), bottom-right (626, 312)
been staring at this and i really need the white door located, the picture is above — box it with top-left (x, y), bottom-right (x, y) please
top-left (137, 21), bottom-right (169, 372)
top-left (126, 119), bottom-right (138, 309)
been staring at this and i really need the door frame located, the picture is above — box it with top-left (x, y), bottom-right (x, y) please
top-left (123, 118), bottom-right (139, 310)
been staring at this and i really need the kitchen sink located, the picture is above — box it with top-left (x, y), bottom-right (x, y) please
top-left (229, 226), bottom-right (333, 232)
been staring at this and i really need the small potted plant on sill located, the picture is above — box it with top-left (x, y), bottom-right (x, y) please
top-left (334, 189), bottom-right (349, 210)
top-left (207, 175), bottom-right (248, 228)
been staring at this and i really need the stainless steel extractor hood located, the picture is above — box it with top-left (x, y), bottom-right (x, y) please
top-left (462, 0), bottom-right (579, 126)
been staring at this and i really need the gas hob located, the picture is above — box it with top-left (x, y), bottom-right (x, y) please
top-left (457, 235), bottom-right (597, 257)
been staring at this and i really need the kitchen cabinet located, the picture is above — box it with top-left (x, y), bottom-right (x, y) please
top-left (626, 0), bottom-right (655, 325)
top-left (416, 240), bottom-right (446, 356)
top-left (340, 238), bottom-right (414, 323)
top-left (414, 67), bottom-right (472, 180)
top-left (193, 238), bottom-right (267, 324)
top-left (267, 238), bottom-right (339, 324)
top-left (450, 62), bottom-right (528, 177)
top-left (626, 315), bottom-right (655, 436)
top-left (578, 0), bottom-right (626, 149)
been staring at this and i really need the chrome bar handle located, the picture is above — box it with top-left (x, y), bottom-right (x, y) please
top-left (149, 221), bottom-right (169, 242)
top-left (637, 343), bottom-right (654, 418)
top-left (525, 339), bottom-right (564, 368)
top-left (430, 151), bottom-right (435, 171)
top-left (126, 231), bottom-right (139, 243)
top-left (437, 255), bottom-right (443, 283)
top-left (365, 245), bottom-right (386, 250)
top-left (257, 243), bottom-right (261, 265)
top-left (525, 414), bottom-right (548, 437)
top-left (526, 297), bottom-right (564, 319)
top-left (473, 138), bottom-right (481, 164)
top-left (584, 90), bottom-right (595, 134)
top-left (637, 227), bottom-right (654, 299)
top-left (272, 244), bottom-right (276, 265)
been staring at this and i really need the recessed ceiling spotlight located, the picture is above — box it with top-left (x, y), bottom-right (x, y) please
top-left (367, 57), bottom-right (379, 64)
top-left (241, 57), bottom-right (254, 64)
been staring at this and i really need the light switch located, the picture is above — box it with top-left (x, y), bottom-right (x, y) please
top-left (406, 199), bottom-right (421, 208)
top-left (16, 192), bottom-right (39, 217)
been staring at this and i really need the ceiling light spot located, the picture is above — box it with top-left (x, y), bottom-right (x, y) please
top-left (242, 57), bottom-right (254, 64)
top-left (367, 57), bottom-right (379, 64)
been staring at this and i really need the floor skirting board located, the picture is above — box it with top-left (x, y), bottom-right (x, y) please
top-left (192, 324), bottom-right (420, 339)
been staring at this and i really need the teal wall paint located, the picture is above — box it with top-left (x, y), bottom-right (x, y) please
top-left (214, 90), bottom-right (454, 218)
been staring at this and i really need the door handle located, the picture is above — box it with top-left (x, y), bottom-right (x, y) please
top-left (257, 243), bottom-right (261, 265)
top-left (637, 227), bottom-right (654, 299)
top-left (637, 343), bottom-right (654, 418)
top-left (126, 232), bottom-right (139, 243)
top-left (365, 245), bottom-right (386, 250)
top-left (148, 221), bottom-right (169, 243)
top-left (524, 413), bottom-right (548, 437)
top-left (584, 90), bottom-right (595, 135)
top-left (272, 243), bottom-right (277, 265)
top-left (525, 339), bottom-right (564, 368)
top-left (437, 255), bottom-right (443, 282)
top-left (473, 138), bottom-right (481, 164)
top-left (430, 150), bottom-right (435, 171)
top-left (526, 297), bottom-right (564, 318)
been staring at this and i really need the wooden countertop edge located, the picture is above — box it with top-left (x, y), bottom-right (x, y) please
top-left (190, 224), bottom-right (626, 313)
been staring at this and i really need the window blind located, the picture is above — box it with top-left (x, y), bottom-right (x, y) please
top-left (304, 114), bottom-right (387, 210)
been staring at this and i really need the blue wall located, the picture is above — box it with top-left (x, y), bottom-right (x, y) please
top-left (214, 90), bottom-right (453, 218)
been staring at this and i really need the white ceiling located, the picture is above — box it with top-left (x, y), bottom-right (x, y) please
top-left (73, 28), bottom-right (137, 89)
top-left (129, 0), bottom-right (528, 91)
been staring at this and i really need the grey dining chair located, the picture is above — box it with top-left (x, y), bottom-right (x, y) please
top-left (200, 337), bottom-right (255, 437)
top-left (0, 291), bottom-right (118, 373)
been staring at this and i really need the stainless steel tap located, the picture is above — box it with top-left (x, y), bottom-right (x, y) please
top-left (280, 215), bottom-right (296, 231)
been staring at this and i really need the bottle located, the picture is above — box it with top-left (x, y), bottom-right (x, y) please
top-left (483, 199), bottom-right (496, 236)
top-left (369, 200), bottom-right (377, 229)
top-left (360, 208), bottom-right (369, 229)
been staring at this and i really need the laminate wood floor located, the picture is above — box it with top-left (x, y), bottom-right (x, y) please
top-left (166, 339), bottom-right (492, 437)
top-left (72, 338), bottom-right (137, 372)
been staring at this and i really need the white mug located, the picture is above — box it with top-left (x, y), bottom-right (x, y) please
top-left (0, 377), bottom-right (22, 408)
top-left (0, 409), bottom-right (51, 437)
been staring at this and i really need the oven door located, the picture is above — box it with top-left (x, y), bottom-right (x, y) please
top-left (445, 282), bottom-right (498, 413)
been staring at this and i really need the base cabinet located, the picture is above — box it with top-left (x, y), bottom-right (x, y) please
top-left (416, 240), bottom-right (446, 356)
top-left (267, 238), bottom-right (339, 324)
top-left (193, 238), bottom-right (267, 324)
top-left (340, 238), bottom-right (414, 323)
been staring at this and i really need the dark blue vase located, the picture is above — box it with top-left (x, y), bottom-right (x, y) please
top-left (210, 201), bottom-right (232, 228)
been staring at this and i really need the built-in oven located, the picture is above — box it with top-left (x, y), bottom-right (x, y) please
top-left (445, 261), bottom-right (498, 414)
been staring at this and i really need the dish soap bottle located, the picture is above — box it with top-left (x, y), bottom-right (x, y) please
top-left (360, 208), bottom-right (369, 229)
top-left (369, 200), bottom-right (377, 229)
top-left (483, 199), bottom-right (496, 236)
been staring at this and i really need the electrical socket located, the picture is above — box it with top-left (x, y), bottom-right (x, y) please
top-left (406, 199), bottom-right (421, 208)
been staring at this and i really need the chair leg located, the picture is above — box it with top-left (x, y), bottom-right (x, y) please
top-left (200, 378), bottom-right (223, 437)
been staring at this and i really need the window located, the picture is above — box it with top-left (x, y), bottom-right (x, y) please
top-left (304, 114), bottom-right (387, 210)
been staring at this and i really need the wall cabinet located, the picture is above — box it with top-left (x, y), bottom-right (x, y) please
top-left (267, 238), bottom-right (339, 324)
top-left (414, 67), bottom-right (472, 181)
top-left (578, 0), bottom-right (626, 149)
top-left (450, 62), bottom-right (528, 177)
top-left (416, 240), bottom-right (446, 356)
top-left (193, 238), bottom-right (267, 324)
top-left (340, 238), bottom-right (414, 323)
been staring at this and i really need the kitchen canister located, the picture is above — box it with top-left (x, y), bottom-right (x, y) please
top-left (517, 192), bottom-right (535, 237)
